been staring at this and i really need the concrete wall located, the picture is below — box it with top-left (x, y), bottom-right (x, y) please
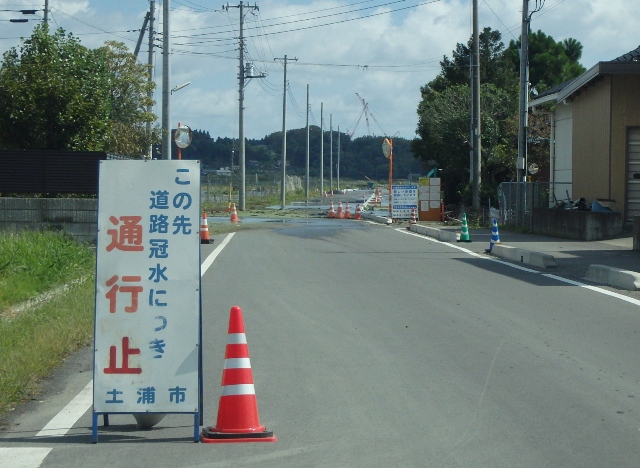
top-left (0, 198), bottom-right (98, 243)
top-left (532, 208), bottom-right (623, 241)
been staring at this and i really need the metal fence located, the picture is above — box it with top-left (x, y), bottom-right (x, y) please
top-left (498, 182), bottom-right (573, 229)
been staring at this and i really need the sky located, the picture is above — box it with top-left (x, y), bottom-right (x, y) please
top-left (1, 0), bottom-right (639, 142)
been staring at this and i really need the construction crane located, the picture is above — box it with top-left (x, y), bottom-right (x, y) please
top-left (356, 93), bottom-right (372, 136)
top-left (348, 93), bottom-right (372, 138)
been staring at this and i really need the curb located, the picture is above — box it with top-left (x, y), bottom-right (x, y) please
top-left (369, 218), bottom-right (640, 290)
top-left (586, 264), bottom-right (640, 291)
top-left (489, 244), bottom-right (557, 268)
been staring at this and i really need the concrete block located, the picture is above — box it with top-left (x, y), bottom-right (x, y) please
top-left (491, 244), bottom-right (517, 261)
top-left (408, 224), bottom-right (457, 243)
top-left (586, 264), bottom-right (640, 290)
top-left (490, 244), bottom-right (556, 268)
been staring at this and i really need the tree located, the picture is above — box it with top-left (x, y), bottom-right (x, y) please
top-left (98, 41), bottom-right (160, 156)
top-left (0, 24), bottom-right (111, 150)
top-left (413, 84), bottom-right (516, 204)
top-left (426, 28), bottom-right (517, 96)
top-left (413, 28), bottom-right (586, 206)
top-left (505, 30), bottom-right (586, 93)
top-left (0, 25), bottom-right (159, 155)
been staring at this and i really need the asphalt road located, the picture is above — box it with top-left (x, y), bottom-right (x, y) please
top-left (2, 218), bottom-right (640, 467)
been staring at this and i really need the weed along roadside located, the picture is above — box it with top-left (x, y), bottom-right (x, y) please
top-left (0, 231), bottom-right (96, 419)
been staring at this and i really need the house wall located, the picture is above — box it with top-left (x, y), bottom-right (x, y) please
top-left (611, 75), bottom-right (640, 220)
top-left (571, 76), bottom-right (613, 207)
top-left (554, 101), bottom-right (573, 201)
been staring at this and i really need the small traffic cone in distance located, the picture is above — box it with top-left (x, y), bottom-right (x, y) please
top-left (354, 204), bottom-right (362, 220)
top-left (344, 202), bottom-right (352, 219)
top-left (485, 218), bottom-right (501, 253)
top-left (410, 207), bottom-right (417, 224)
top-left (200, 212), bottom-right (212, 244)
top-left (458, 213), bottom-right (472, 242)
top-left (328, 201), bottom-right (335, 218)
top-left (230, 203), bottom-right (239, 223)
top-left (200, 306), bottom-right (276, 443)
top-left (336, 202), bottom-right (344, 219)
top-left (491, 218), bottom-right (501, 244)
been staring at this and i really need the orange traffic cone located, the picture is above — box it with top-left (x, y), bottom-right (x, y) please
top-left (410, 207), bottom-right (417, 224)
top-left (229, 203), bottom-right (239, 223)
top-left (201, 306), bottom-right (276, 443)
top-left (200, 212), bottom-right (212, 244)
top-left (354, 204), bottom-right (362, 220)
top-left (336, 202), bottom-right (344, 219)
top-left (344, 202), bottom-right (352, 219)
top-left (328, 202), bottom-right (335, 218)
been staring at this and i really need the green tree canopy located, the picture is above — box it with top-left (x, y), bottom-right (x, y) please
top-left (99, 41), bottom-right (159, 156)
top-left (0, 25), bottom-right (110, 150)
top-left (426, 28), bottom-right (517, 96)
top-left (505, 30), bottom-right (586, 93)
top-left (0, 25), bottom-right (159, 155)
top-left (413, 83), bottom-right (516, 203)
top-left (413, 27), bottom-right (586, 206)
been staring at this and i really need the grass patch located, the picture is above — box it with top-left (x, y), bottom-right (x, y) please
top-left (0, 277), bottom-right (95, 416)
top-left (0, 231), bottom-right (96, 418)
top-left (0, 231), bottom-right (95, 311)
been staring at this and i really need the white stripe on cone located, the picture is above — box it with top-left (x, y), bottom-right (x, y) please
top-left (221, 384), bottom-right (256, 396)
top-left (224, 358), bottom-right (252, 369)
top-left (227, 333), bottom-right (247, 344)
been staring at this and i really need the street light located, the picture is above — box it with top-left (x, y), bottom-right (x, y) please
top-left (171, 82), bottom-right (191, 94)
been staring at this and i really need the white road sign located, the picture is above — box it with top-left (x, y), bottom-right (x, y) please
top-left (93, 160), bottom-right (201, 415)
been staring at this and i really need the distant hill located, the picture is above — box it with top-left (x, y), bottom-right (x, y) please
top-left (169, 127), bottom-right (424, 181)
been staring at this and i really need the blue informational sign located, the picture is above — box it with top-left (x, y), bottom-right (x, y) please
top-left (391, 184), bottom-right (418, 219)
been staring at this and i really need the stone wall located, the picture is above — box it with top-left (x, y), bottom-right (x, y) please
top-left (0, 198), bottom-right (98, 243)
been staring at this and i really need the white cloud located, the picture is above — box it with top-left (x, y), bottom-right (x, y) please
top-left (1, 0), bottom-right (639, 142)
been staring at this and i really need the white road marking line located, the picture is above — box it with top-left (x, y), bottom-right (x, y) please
top-left (398, 228), bottom-right (640, 306)
top-left (543, 274), bottom-right (640, 307)
top-left (3, 229), bottom-right (236, 466)
top-left (35, 380), bottom-right (93, 437)
top-left (0, 448), bottom-right (52, 468)
top-left (201, 232), bottom-right (235, 276)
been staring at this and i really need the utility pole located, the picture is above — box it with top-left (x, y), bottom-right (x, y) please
top-left (146, 0), bottom-right (155, 159)
top-left (471, 0), bottom-right (481, 210)
top-left (44, 0), bottom-right (49, 25)
top-left (518, 0), bottom-right (530, 183)
top-left (161, 0), bottom-right (171, 160)
top-left (226, 2), bottom-right (262, 211)
top-left (329, 115), bottom-right (333, 192)
top-left (320, 102), bottom-right (324, 195)
top-left (274, 54), bottom-right (297, 209)
top-left (134, 12), bottom-right (151, 58)
top-left (337, 127), bottom-right (340, 191)
top-left (305, 84), bottom-right (310, 205)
